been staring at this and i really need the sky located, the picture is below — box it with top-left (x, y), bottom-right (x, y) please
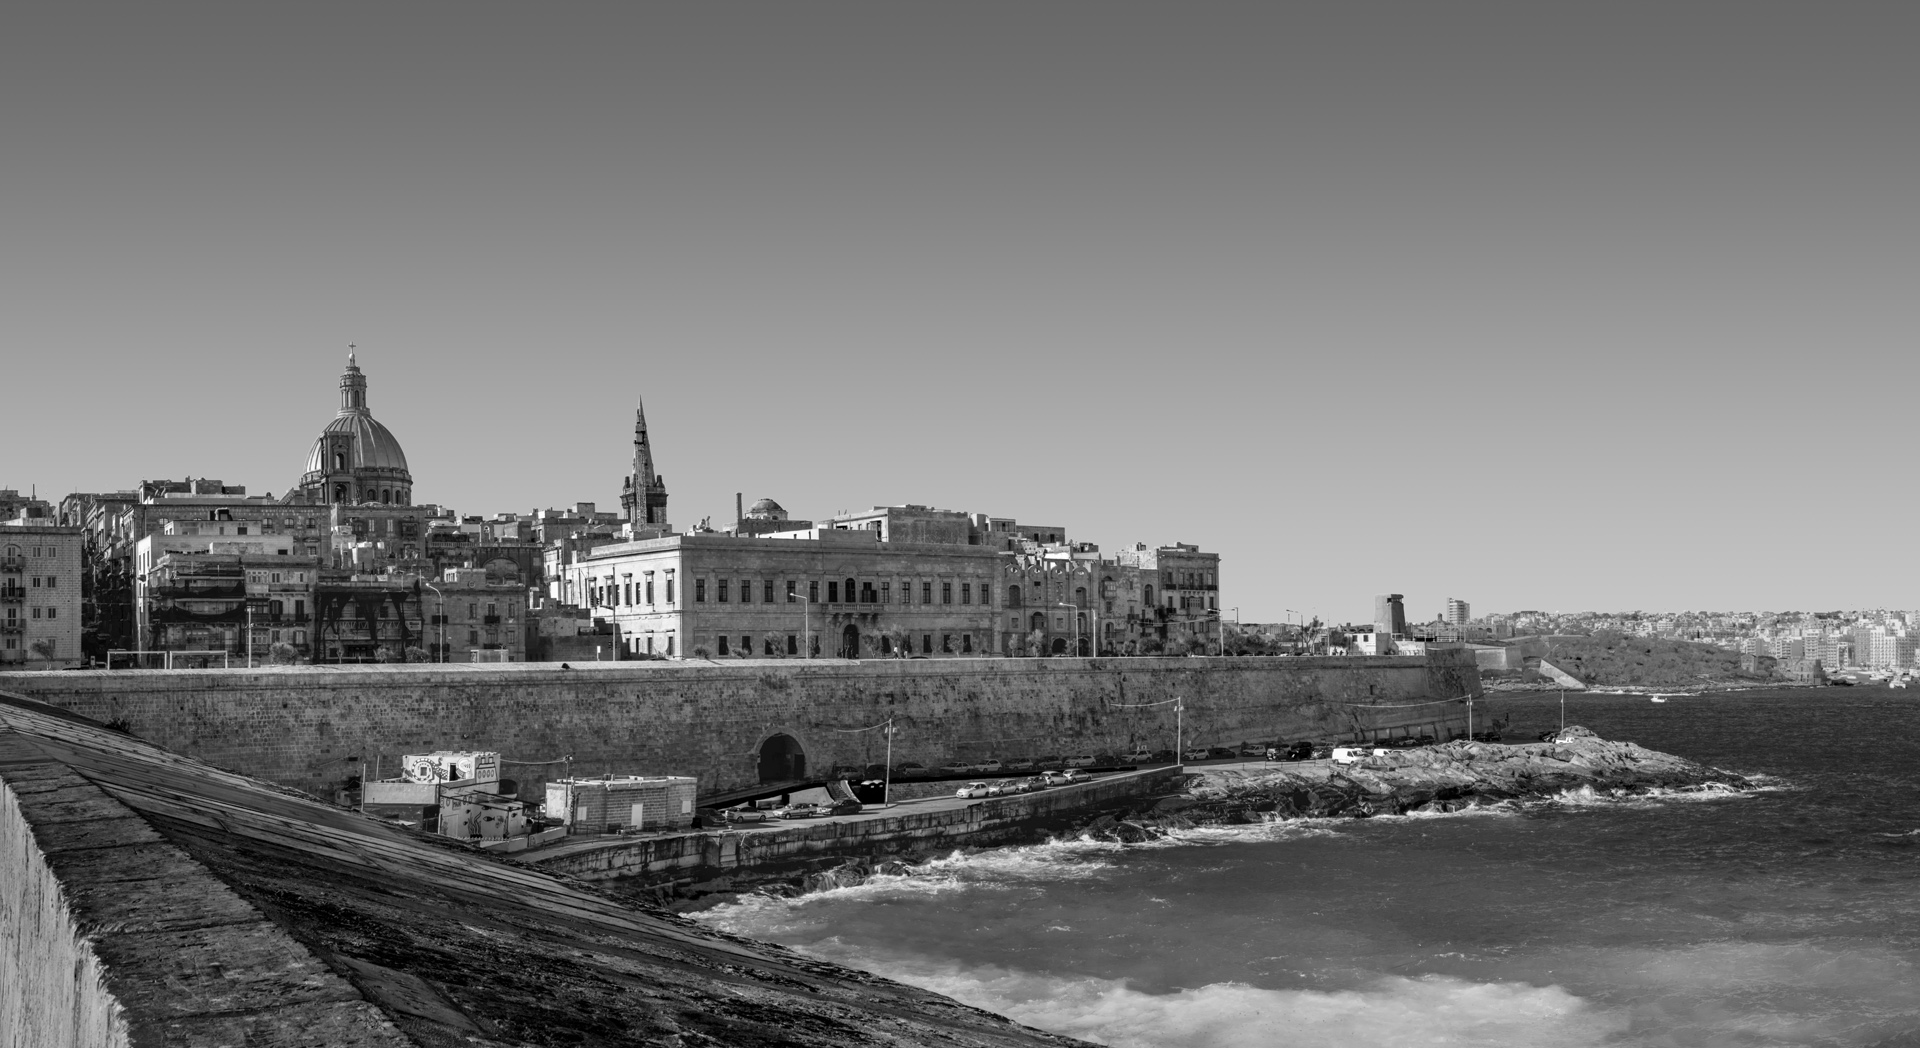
top-left (3, 3), bottom-right (1916, 624)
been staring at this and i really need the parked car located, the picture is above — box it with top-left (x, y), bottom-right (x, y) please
top-left (776, 803), bottom-right (824, 819)
top-left (1004, 757), bottom-right (1036, 771)
top-left (893, 762), bottom-right (927, 777)
top-left (1183, 747), bottom-right (1210, 761)
top-left (1207, 747), bottom-right (1237, 760)
top-left (1025, 775), bottom-right (1052, 790)
top-left (1239, 743), bottom-right (1268, 757)
top-left (1311, 744), bottom-right (1333, 759)
top-left (955, 781), bottom-right (995, 799)
top-left (1122, 749), bottom-right (1154, 763)
top-left (1089, 753), bottom-right (1122, 768)
top-left (1003, 778), bottom-right (1034, 793)
top-left (977, 759), bottom-right (1004, 773)
top-left (1150, 749), bottom-right (1176, 763)
top-left (1284, 740), bottom-right (1316, 761)
top-left (1035, 754), bottom-right (1064, 770)
top-left (1064, 754), bottom-right (1097, 768)
top-left (938, 761), bottom-right (975, 775)
top-left (1052, 768), bottom-right (1089, 783)
top-left (724, 807), bottom-right (770, 823)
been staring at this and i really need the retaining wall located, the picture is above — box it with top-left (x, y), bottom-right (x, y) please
top-left (0, 652), bottom-right (1479, 800)
top-left (0, 756), bottom-right (132, 1048)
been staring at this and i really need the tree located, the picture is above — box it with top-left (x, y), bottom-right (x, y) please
top-left (761, 632), bottom-right (785, 658)
top-left (268, 642), bottom-right (300, 665)
top-left (374, 645), bottom-right (398, 663)
top-left (404, 646), bottom-right (431, 663)
top-left (691, 644), bottom-right (712, 660)
top-left (884, 626), bottom-right (911, 658)
top-left (1026, 628), bottom-right (1047, 657)
top-left (29, 638), bottom-right (56, 664)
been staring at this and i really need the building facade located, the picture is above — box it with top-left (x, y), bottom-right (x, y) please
top-left (0, 523), bottom-right (84, 669)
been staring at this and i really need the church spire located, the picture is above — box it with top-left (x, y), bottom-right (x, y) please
top-left (620, 395), bottom-right (669, 529)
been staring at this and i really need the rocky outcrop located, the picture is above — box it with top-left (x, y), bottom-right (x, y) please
top-left (1089, 728), bottom-right (1748, 833)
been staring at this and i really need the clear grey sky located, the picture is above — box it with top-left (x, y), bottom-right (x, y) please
top-left (4, 3), bottom-right (1915, 622)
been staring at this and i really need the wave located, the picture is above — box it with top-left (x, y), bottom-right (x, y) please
top-left (778, 944), bottom-right (1627, 1048)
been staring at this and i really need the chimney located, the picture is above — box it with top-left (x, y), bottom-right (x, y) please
top-left (736, 492), bottom-right (744, 527)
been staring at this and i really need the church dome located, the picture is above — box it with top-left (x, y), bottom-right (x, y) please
top-left (304, 413), bottom-right (410, 476)
top-left (297, 353), bottom-right (414, 504)
top-left (745, 498), bottom-right (787, 520)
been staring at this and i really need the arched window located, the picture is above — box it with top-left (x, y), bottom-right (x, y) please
top-left (1143, 584), bottom-right (1154, 606)
top-left (844, 578), bottom-right (856, 603)
top-left (1074, 586), bottom-right (1087, 608)
top-left (332, 483), bottom-right (347, 503)
top-left (334, 452), bottom-right (346, 471)
top-left (381, 490), bottom-right (391, 504)
top-left (1005, 585), bottom-right (1021, 608)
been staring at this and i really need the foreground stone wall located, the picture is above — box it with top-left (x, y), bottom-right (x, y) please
top-left (0, 760), bottom-right (131, 1048)
top-left (0, 652), bottom-right (1479, 799)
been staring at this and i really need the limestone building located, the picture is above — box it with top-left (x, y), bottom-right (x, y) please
top-left (0, 521), bottom-right (84, 669)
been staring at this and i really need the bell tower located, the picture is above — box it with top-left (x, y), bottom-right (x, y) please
top-left (620, 395), bottom-right (670, 529)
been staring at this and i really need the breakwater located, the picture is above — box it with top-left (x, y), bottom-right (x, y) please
top-left (0, 652), bottom-right (1479, 799)
top-left (527, 765), bottom-right (1185, 891)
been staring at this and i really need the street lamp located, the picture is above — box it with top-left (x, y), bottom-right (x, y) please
top-left (1055, 602), bottom-right (1093, 658)
top-left (790, 586), bottom-right (813, 659)
top-left (1215, 606), bottom-right (1239, 656)
top-left (422, 581), bottom-right (445, 663)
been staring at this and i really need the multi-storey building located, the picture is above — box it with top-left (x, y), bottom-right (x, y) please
top-left (1445, 598), bottom-right (1471, 626)
top-left (426, 566), bottom-right (528, 662)
top-left (0, 522), bottom-right (84, 669)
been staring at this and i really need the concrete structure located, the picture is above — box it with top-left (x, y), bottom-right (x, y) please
top-left (1445, 598), bottom-right (1471, 626)
top-left (0, 689), bottom-right (1079, 1047)
top-left (1375, 593), bottom-right (1408, 637)
top-left (429, 566), bottom-right (527, 662)
top-left (0, 523), bottom-right (84, 669)
top-left (293, 353), bottom-right (414, 507)
top-left (547, 775), bottom-right (698, 834)
top-left (0, 652), bottom-right (1482, 802)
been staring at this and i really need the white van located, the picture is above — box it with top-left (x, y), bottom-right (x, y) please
top-left (1330, 746), bottom-right (1391, 765)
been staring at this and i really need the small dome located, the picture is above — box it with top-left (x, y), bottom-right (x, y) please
top-left (745, 498), bottom-right (787, 521)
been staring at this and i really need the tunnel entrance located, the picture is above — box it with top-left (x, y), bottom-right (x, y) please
top-left (758, 734), bottom-right (806, 783)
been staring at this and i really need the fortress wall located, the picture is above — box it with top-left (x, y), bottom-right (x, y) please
top-left (0, 736), bottom-right (132, 1048)
top-left (0, 652), bottom-right (1480, 799)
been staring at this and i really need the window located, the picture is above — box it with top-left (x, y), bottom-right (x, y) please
top-left (922, 581), bottom-right (933, 603)
top-left (962, 634), bottom-right (973, 653)
top-left (923, 634), bottom-right (933, 654)
top-left (666, 636), bottom-right (675, 657)
top-left (646, 578), bottom-right (655, 604)
top-left (469, 630), bottom-right (479, 644)
top-left (1009, 615), bottom-right (1018, 629)
top-left (827, 581), bottom-right (839, 603)
top-left (881, 582), bottom-right (891, 603)
top-left (941, 582), bottom-right (952, 605)
top-left (32, 608), bottom-right (41, 619)
top-left (625, 582), bottom-right (633, 605)
top-left (696, 578), bottom-right (708, 602)
top-left (941, 634), bottom-right (953, 653)
top-left (30, 577), bottom-right (39, 588)
top-left (717, 579), bottom-right (729, 603)
top-left (718, 635), bottom-right (730, 656)
top-left (740, 635), bottom-right (750, 655)
top-left (845, 578), bottom-right (856, 603)
top-left (765, 580), bottom-right (775, 603)
top-left (787, 634), bottom-right (798, 655)
top-left (787, 580), bottom-right (797, 602)
top-left (981, 585), bottom-right (991, 606)
top-left (469, 603), bottom-right (478, 618)
top-left (738, 580), bottom-right (751, 604)
top-left (665, 577), bottom-right (674, 603)
top-left (961, 583), bottom-right (971, 605)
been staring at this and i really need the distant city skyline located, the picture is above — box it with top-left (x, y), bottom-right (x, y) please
top-left (6, 4), bottom-right (1918, 619)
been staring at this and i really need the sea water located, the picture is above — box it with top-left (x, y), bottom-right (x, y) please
top-left (696, 690), bottom-right (1920, 1047)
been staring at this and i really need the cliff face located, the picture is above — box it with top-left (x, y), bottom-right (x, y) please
top-left (1149, 727), bottom-right (1748, 825)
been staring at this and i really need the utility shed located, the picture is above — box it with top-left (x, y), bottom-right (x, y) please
top-left (547, 775), bottom-right (697, 834)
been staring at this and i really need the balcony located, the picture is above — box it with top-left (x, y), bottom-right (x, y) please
top-left (0, 557), bottom-right (22, 572)
top-left (0, 589), bottom-right (22, 604)
top-left (0, 621), bottom-right (24, 634)
top-left (483, 615), bottom-right (501, 625)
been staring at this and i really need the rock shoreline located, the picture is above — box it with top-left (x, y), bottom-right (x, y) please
top-left (766, 728), bottom-right (1749, 889)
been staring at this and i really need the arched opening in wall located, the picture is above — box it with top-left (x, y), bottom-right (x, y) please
top-left (1143, 584), bottom-right (1154, 606)
top-left (333, 483), bottom-right (347, 503)
top-left (1051, 637), bottom-right (1068, 656)
top-left (1005, 585), bottom-right (1021, 607)
top-left (758, 734), bottom-right (806, 783)
top-left (1028, 611), bottom-right (1046, 634)
top-left (840, 623), bottom-right (860, 659)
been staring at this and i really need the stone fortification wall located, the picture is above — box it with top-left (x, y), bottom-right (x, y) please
top-left (0, 652), bottom-right (1480, 800)
top-left (0, 760), bottom-right (131, 1048)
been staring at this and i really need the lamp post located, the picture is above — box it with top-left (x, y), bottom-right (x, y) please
top-left (791, 587), bottom-right (813, 659)
top-left (1055, 602), bottom-right (1089, 658)
top-left (1216, 606), bottom-right (1239, 656)
top-left (422, 581), bottom-right (445, 663)
top-left (245, 601), bottom-right (255, 668)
